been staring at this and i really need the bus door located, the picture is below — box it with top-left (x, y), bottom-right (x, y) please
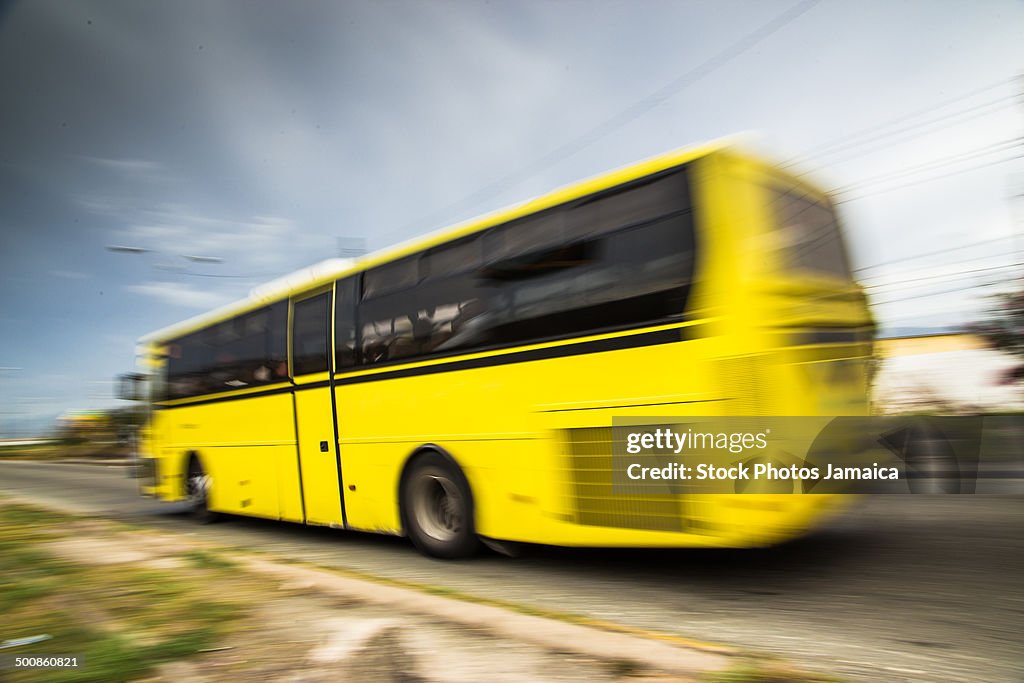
top-left (290, 287), bottom-right (346, 526)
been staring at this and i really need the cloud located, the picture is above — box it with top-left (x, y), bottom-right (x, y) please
top-left (125, 281), bottom-right (236, 309)
top-left (112, 209), bottom-right (335, 277)
top-left (167, 1), bottom-right (625, 249)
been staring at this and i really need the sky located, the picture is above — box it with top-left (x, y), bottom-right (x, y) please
top-left (0, 0), bottom-right (1021, 433)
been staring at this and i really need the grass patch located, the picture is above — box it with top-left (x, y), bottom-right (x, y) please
top-left (182, 549), bottom-right (237, 570)
top-left (0, 505), bottom-right (79, 613)
top-left (0, 503), bottom-right (244, 683)
top-left (0, 545), bottom-right (74, 613)
top-left (0, 442), bottom-right (66, 459)
top-left (705, 662), bottom-right (845, 683)
top-left (0, 502), bottom-right (74, 527)
top-left (0, 441), bottom-right (127, 460)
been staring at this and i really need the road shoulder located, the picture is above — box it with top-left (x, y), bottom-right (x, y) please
top-left (0, 494), bottom-right (837, 682)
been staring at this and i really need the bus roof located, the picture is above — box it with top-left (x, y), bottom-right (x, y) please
top-left (139, 137), bottom-right (749, 345)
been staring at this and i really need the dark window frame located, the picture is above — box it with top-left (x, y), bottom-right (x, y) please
top-left (165, 164), bottom-right (698, 392)
top-left (162, 300), bottom-right (288, 400)
top-left (767, 182), bottom-right (852, 281)
top-left (291, 291), bottom-right (331, 377)
top-left (343, 164), bottom-right (696, 372)
top-left (335, 277), bottom-right (359, 370)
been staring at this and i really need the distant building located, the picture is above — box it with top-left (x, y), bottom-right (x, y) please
top-left (872, 333), bottom-right (1024, 413)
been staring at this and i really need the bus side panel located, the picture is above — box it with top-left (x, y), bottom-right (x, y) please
top-left (335, 334), bottom-right (719, 539)
top-left (334, 338), bottom-right (854, 547)
top-left (331, 442), bottom-right (403, 534)
top-left (148, 409), bottom-right (177, 499)
top-left (211, 447), bottom-right (293, 520)
top-left (153, 391), bottom-right (302, 521)
top-left (333, 438), bottom-right (555, 539)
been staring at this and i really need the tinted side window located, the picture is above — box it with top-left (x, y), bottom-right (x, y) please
top-left (335, 278), bottom-right (358, 369)
top-left (353, 165), bottom-right (695, 366)
top-left (476, 167), bottom-right (693, 345)
top-left (165, 330), bottom-right (210, 399)
top-left (422, 235), bottom-right (482, 278)
top-left (206, 319), bottom-right (241, 393)
top-left (482, 212), bottom-right (694, 345)
top-left (359, 237), bottom-right (485, 364)
top-left (292, 293), bottom-right (330, 375)
top-left (770, 185), bottom-right (851, 280)
top-left (267, 301), bottom-right (288, 376)
top-left (484, 211), bottom-right (565, 263)
top-left (164, 301), bottom-right (287, 399)
top-left (363, 255), bottom-right (420, 299)
top-left (359, 274), bottom-right (487, 364)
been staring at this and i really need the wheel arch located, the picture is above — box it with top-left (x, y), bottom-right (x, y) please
top-left (397, 443), bottom-right (475, 537)
top-left (182, 449), bottom-right (204, 497)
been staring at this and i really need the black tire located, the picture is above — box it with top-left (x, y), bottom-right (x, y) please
top-left (402, 451), bottom-right (479, 559)
top-left (185, 456), bottom-right (219, 524)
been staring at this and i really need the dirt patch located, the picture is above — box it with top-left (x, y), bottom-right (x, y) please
top-left (5, 500), bottom-right (809, 682)
top-left (48, 536), bottom-right (153, 565)
top-left (9, 511), bottom-right (626, 682)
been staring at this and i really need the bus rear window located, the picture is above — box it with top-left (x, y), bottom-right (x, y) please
top-left (769, 186), bottom-right (852, 281)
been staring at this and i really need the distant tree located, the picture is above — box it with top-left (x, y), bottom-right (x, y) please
top-left (969, 286), bottom-right (1024, 383)
top-left (107, 405), bottom-right (146, 429)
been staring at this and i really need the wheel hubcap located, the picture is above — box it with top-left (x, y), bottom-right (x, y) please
top-left (412, 474), bottom-right (463, 542)
top-left (186, 472), bottom-right (209, 507)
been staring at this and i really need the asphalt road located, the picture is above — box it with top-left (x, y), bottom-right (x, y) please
top-left (1, 461), bottom-right (1020, 682)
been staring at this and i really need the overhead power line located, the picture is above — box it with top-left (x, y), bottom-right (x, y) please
top-left (862, 261), bottom-right (1024, 291)
top-left (784, 78), bottom-right (1013, 166)
top-left (853, 234), bottom-right (1020, 273)
top-left (870, 278), bottom-right (1014, 307)
top-left (383, 0), bottom-right (823, 243)
top-left (834, 138), bottom-right (1022, 194)
top-left (859, 249), bottom-right (1024, 284)
top-left (792, 96), bottom-right (1017, 174)
top-left (835, 152), bottom-right (1023, 203)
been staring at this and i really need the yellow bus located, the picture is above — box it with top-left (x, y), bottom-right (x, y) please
top-left (127, 140), bottom-right (873, 558)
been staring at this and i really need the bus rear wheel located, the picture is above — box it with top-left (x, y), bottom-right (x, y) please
top-left (403, 452), bottom-right (479, 559)
top-left (185, 457), bottom-right (219, 524)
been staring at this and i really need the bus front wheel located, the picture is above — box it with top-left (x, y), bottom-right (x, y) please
top-left (402, 452), bottom-right (479, 559)
top-left (185, 457), bottom-right (219, 524)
